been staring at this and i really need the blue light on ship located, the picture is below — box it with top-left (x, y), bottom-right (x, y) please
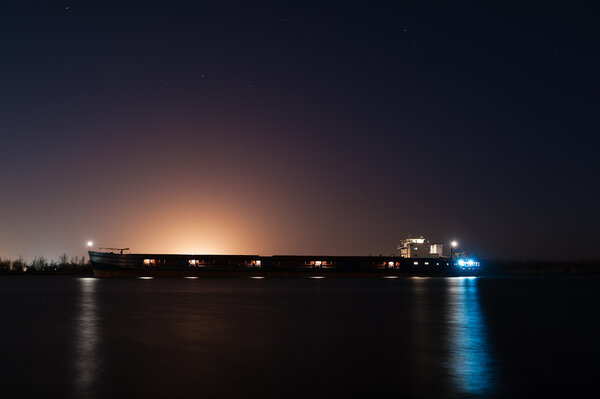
top-left (457, 258), bottom-right (480, 268)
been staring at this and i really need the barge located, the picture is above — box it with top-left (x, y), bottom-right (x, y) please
top-left (89, 237), bottom-right (481, 278)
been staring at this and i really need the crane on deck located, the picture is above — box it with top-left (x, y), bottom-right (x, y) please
top-left (99, 247), bottom-right (130, 254)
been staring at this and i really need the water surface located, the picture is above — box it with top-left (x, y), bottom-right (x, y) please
top-left (1, 276), bottom-right (598, 398)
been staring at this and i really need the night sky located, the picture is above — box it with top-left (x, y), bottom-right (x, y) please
top-left (1, 1), bottom-right (598, 261)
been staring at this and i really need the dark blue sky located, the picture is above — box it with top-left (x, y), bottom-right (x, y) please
top-left (1, 1), bottom-right (598, 260)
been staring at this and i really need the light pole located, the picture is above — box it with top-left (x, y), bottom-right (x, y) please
top-left (86, 241), bottom-right (93, 265)
top-left (451, 240), bottom-right (458, 262)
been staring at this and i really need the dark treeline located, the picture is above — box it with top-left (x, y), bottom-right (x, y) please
top-left (482, 259), bottom-right (600, 276)
top-left (0, 254), bottom-right (92, 275)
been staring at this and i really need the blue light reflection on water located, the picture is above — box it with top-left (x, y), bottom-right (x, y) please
top-left (446, 277), bottom-right (496, 396)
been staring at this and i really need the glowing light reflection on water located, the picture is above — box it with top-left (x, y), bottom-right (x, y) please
top-left (74, 277), bottom-right (98, 399)
top-left (446, 277), bottom-right (496, 396)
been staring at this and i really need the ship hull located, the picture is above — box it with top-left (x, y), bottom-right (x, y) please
top-left (90, 251), bottom-right (480, 278)
top-left (92, 269), bottom-right (476, 278)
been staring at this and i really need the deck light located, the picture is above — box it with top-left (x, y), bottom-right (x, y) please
top-left (87, 241), bottom-right (93, 247)
top-left (450, 240), bottom-right (458, 259)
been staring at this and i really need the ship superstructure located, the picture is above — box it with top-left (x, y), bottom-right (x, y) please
top-left (398, 237), bottom-right (444, 259)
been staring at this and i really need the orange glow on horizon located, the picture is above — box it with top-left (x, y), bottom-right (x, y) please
top-left (100, 194), bottom-right (270, 255)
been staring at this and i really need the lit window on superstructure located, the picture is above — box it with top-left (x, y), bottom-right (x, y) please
top-left (143, 259), bottom-right (156, 266)
top-left (189, 259), bottom-right (199, 267)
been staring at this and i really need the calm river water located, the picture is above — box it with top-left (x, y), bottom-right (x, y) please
top-left (1, 276), bottom-right (598, 398)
